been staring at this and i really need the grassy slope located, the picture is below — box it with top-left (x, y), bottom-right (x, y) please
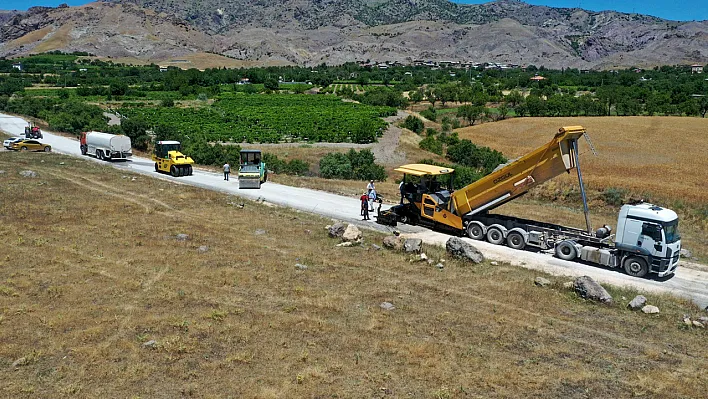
top-left (0, 150), bottom-right (706, 398)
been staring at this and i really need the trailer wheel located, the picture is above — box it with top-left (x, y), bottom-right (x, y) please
top-left (466, 223), bottom-right (484, 240)
top-left (154, 163), bottom-right (159, 172)
top-left (96, 149), bottom-right (101, 159)
top-left (486, 227), bottom-right (504, 245)
top-left (555, 241), bottom-right (577, 261)
top-left (623, 256), bottom-right (648, 278)
top-left (170, 165), bottom-right (178, 177)
top-left (507, 231), bottom-right (526, 250)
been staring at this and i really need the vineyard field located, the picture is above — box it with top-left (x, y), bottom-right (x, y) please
top-left (120, 94), bottom-right (397, 143)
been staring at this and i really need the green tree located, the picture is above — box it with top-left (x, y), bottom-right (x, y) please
top-left (457, 104), bottom-right (484, 126)
top-left (402, 115), bottom-right (424, 134)
top-left (264, 77), bottom-right (280, 91)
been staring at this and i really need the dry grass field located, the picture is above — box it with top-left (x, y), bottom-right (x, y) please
top-left (1, 150), bottom-right (706, 398)
top-left (456, 117), bottom-right (708, 207)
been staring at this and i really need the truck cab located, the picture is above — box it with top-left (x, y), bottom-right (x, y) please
top-left (615, 203), bottom-right (681, 277)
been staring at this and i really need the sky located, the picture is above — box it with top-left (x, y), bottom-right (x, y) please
top-left (1, 0), bottom-right (705, 22)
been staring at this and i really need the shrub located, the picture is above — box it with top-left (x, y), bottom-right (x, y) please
top-left (263, 153), bottom-right (310, 175)
top-left (603, 187), bottom-right (628, 206)
top-left (446, 139), bottom-right (506, 174)
top-left (419, 136), bottom-right (443, 155)
top-left (420, 106), bottom-right (437, 122)
top-left (319, 149), bottom-right (386, 181)
top-left (402, 115), bottom-right (424, 134)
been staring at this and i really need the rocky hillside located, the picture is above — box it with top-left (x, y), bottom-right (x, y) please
top-left (0, 0), bottom-right (706, 69)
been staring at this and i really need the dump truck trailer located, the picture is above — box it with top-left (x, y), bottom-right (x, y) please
top-left (377, 126), bottom-right (681, 278)
top-left (80, 131), bottom-right (132, 161)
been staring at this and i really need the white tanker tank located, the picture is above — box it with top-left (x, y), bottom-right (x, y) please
top-left (80, 131), bottom-right (132, 161)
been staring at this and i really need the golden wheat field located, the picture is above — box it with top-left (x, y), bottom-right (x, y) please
top-left (1, 151), bottom-right (706, 398)
top-left (457, 116), bottom-right (708, 207)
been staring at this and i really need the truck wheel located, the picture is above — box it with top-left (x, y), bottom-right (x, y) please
top-left (555, 241), bottom-right (577, 261)
top-left (623, 256), bottom-right (649, 278)
top-left (506, 231), bottom-right (526, 250)
top-left (44, 146), bottom-right (51, 153)
top-left (466, 223), bottom-right (484, 240)
top-left (96, 150), bottom-right (101, 160)
top-left (170, 165), bottom-right (178, 177)
top-left (155, 163), bottom-right (159, 172)
top-left (20, 146), bottom-right (27, 151)
top-left (486, 227), bottom-right (504, 245)
top-left (187, 165), bottom-right (193, 175)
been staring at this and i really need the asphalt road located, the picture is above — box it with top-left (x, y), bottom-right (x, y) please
top-left (2, 113), bottom-right (706, 309)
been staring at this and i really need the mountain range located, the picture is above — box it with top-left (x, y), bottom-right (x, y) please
top-left (0, 0), bottom-right (706, 69)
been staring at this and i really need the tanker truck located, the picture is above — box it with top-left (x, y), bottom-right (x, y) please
top-left (377, 126), bottom-right (681, 278)
top-left (80, 131), bottom-right (132, 161)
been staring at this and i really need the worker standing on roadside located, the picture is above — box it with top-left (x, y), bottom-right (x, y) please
top-left (360, 192), bottom-right (370, 220)
top-left (368, 188), bottom-right (377, 212)
top-left (223, 162), bottom-right (231, 181)
top-left (367, 180), bottom-right (375, 195)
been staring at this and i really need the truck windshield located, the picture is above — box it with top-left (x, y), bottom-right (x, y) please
top-left (663, 220), bottom-right (680, 243)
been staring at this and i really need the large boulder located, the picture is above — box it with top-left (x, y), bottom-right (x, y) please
top-left (328, 222), bottom-right (347, 238)
top-left (342, 224), bottom-right (362, 242)
top-left (573, 276), bottom-right (613, 304)
top-left (383, 236), bottom-right (405, 250)
top-left (445, 237), bottom-right (484, 264)
top-left (403, 238), bottom-right (422, 253)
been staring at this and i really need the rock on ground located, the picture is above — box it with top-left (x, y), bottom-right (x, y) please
top-left (445, 237), bottom-right (484, 264)
top-left (142, 340), bottom-right (157, 349)
top-left (679, 248), bottom-right (693, 259)
top-left (574, 276), bottom-right (613, 304)
top-left (328, 222), bottom-right (346, 238)
top-left (627, 295), bottom-right (647, 310)
top-left (19, 170), bottom-right (37, 178)
top-left (197, 245), bottom-right (209, 253)
top-left (534, 277), bottom-right (551, 287)
top-left (254, 229), bottom-right (266, 235)
top-left (336, 242), bottom-right (354, 247)
top-left (403, 238), bottom-right (422, 253)
top-left (342, 224), bottom-right (362, 242)
top-left (175, 234), bottom-right (189, 241)
top-left (371, 244), bottom-right (381, 251)
top-left (295, 263), bottom-right (308, 270)
top-left (642, 305), bottom-right (660, 314)
top-left (383, 235), bottom-right (405, 250)
top-left (380, 302), bottom-right (395, 311)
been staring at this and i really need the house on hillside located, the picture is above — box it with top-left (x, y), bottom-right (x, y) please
top-left (530, 75), bottom-right (546, 82)
top-left (159, 66), bottom-right (168, 72)
top-left (11, 63), bottom-right (22, 71)
top-left (691, 64), bottom-right (704, 74)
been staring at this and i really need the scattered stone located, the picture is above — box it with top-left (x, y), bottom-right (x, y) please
top-left (19, 170), bottom-right (37, 178)
top-left (328, 222), bottom-right (347, 238)
top-left (342, 224), bottom-right (362, 242)
top-left (0, 170), bottom-right (5, 174)
top-left (295, 263), bottom-right (308, 270)
top-left (693, 320), bottom-right (705, 328)
top-left (175, 234), bottom-right (189, 241)
top-left (371, 244), bottom-right (381, 251)
top-left (336, 242), bottom-right (354, 247)
top-left (419, 253), bottom-right (429, 262)
top-left (254, 229), bottom-right (266, 236)
top-left (627, 295), bottom-right (647, 311)
top-left (563, 281), bottom-right (574, 290)
top-left (382, 235), bottom-right (405, 250)
top-left (679, 248), bottom-right (693, 259)
top-left (379, 302), bottom-right (395, 311)
top-left (491, 261), bottom-right (498, 266)
top-left (142, 340), bottom-right (157, 349)
top-left (534, 277), bottom-right (551, 287)
top-left (131, 177), bottom-right (136, 181)
top-left (684, 317), bottom-right (694, 326)
top-left (11, 357), bottom-right (27, 368)
top-left (197, 245), bottom-right (209, 253)
top-left (574, 276), bottom-right (613, 304)
top-left (59, 162), bottom-right (65, 165)
top-left (445, 237), bottom-right (484, 264)
top-left (403, 238), bottom-right (422, 253)
top-left (699, 316), bottom-right (708, 325)
top-left (641, 305), bottom-right (660, 314)
top-left (304, 229), bottom-right (312, 235)
top-left (435, 263), bottom-right (444, 270)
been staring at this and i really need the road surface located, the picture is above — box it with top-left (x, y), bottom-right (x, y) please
top-left (1, 113), bottom-right (707, 309)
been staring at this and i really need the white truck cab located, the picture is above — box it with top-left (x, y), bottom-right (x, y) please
top-left (615, 203), bottom-right (681, 277)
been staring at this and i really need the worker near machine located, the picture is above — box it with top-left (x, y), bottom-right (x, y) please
top-left (399, 180), bottom-right (405, 204)
top-left (367, 180), bottom-right (375, 194)
top-left (368, 188), bottom-right (377, 212)
top-left (360, 192), bottom-right (370, 220)
top-left (223, 162), bottom-right (231, 181)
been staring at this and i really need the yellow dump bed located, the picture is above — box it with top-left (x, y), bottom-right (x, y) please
top-left (452, 126), bottom-right (586, 216)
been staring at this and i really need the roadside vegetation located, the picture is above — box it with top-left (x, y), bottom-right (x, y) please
top-left (0, 150), bottom-right (705, 397)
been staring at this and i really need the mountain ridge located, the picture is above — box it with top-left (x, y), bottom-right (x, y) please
top-left (0, 0), bottom-right (706, 69)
